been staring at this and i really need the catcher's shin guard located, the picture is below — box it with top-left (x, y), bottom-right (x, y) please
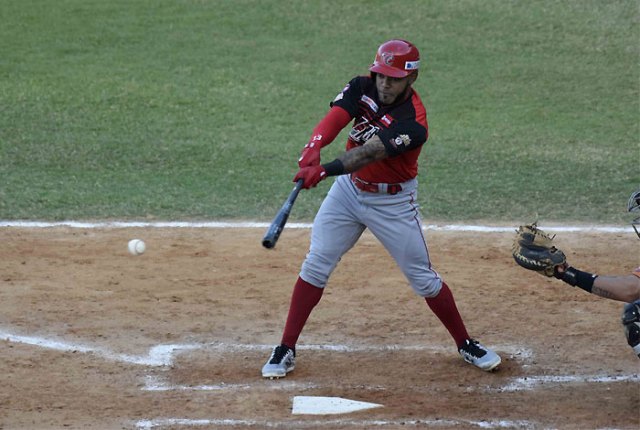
top-left (621, 300), bottom-right (640, 358)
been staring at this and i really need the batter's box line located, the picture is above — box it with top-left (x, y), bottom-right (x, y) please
top-left (2, 329), bottom-right (635, 393)
top-left (0, 330), bottom-right (196, 366)
top-left (135, 417), bottom-right (539, 429)
top-left (0, 329), bottom-right (532, 367)
top-left (142, 375), bottom-right (325, 392)
top-left (495, 374), bottom-right (640, 391)
top-left (142, 375), bottom-right (395, 393)
top-left (141, 371), bottom-right (640, 394)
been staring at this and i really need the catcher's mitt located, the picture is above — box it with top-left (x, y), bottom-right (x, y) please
top-left (512, 222), bottom-right (566, 277)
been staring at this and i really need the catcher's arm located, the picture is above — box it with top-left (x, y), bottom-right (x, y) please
top-left (555, 265), bottom-right (640, 302)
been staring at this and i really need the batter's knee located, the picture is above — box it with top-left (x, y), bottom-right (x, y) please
top-left (299, 269), bottom-right (328, 289)
top-left (411, 277), bottom-right (443, 298)
top-left (300, 254), bottom-right (340, 289)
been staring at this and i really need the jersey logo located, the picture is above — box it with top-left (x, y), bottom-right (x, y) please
top-left (349, 117), bottom-right (379, 144)
top-left (360, 95), bottom-right (379, 113)
top-left (380, 114), bottom-right (393, 126)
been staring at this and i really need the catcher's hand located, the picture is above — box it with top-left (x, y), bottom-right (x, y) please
top-left (512, 222), bottom-right (567, 277)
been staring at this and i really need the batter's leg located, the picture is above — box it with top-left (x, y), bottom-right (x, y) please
top-left (280, 276), bottom-right (324, 348)
top-left (263, 179), bottom-right (366, 379)
top-left (365, 195), bottom-right (501, 370)
top-left (300, 176), bottom-right (366, 288)
top-left (364, 191), bottom-right (442, 297)
top-left (282, 177), bottom-right (366, 348)
top-left (365, 194), bottom-right (469, 346)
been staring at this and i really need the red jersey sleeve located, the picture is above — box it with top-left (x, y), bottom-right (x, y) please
top-left (308, 106), bottom-right (352, 148)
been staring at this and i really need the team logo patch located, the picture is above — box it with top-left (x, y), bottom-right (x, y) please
top-left (393, 134), bottom-right (411, 147)
top-left (405, 60), bottom-right (420, 70)
top-left (360, 95), bottom-right (379, 112)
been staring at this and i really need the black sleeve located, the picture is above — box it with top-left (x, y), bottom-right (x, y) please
top-left (329, 76), bottom-right (364, 117)
top-left (376, 120), bottom-right (427, 156)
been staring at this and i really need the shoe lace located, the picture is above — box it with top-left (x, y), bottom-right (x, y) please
top-left (269, 345), bottom-right (291, 364)
top-left (462, 339), bottom-right (487, 358)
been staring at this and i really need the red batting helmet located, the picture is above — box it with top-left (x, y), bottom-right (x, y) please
top-left (369, 39), bottom-right (420, 78)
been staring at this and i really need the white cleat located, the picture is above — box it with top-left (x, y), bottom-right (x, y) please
top-left (262, 344), bottom-right (295, 378)
top-left (458, 339), bottom-right (501, 371)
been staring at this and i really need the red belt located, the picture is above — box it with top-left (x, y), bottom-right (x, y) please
top-left (352, 176), bottom-right (403, 195)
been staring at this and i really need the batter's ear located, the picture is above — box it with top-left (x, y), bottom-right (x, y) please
top-left (408, 71), bottom-right (418, 85)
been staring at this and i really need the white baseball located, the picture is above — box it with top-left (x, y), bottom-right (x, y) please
top-left (128, 239), bottom-right (146, 255)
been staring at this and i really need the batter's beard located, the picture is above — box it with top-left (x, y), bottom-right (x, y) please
top-left (378, 86), bottom-right (411, 106)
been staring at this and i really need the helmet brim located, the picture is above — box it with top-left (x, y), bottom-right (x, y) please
top-left (369, 63), bottom-right (412, 78)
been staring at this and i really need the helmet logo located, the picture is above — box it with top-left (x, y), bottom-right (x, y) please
top-left (381, 52), bottom-right (394, 66)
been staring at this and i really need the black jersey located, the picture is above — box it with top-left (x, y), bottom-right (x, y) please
top-left (330, 76), bottom-right (428, 183)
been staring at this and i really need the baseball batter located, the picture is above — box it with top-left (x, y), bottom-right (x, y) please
top-left (262, 39), bottom-right (501, 379)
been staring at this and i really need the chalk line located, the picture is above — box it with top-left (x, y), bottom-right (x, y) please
top-left (135, 417), bottom-right (537, 429)
top-left (0, 330), bottom-right (200, 366)
top-left (0, 220), bottom-right (632, 233)
top-left (2, 329), bottom-right (636, 395)
top-left (498, 374), bottom-right (640, 391)
top-left (142, 370), bottom-right (640, 394)
top-left (142, 375), bottom-right (321, 392)
top-left (0, 329), bottom-right (530, 367)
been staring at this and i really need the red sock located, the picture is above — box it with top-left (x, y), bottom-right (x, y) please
top-left (280, 277), bottom-right (324, 349)
top-left (424, 282), bottom-right (470, 348)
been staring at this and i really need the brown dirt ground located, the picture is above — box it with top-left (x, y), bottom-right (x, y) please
top-left (0, 226), bottom-right (638, 430)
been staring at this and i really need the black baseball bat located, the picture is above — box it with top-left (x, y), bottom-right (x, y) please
top-left (262, 179), bottom-right (304, 249)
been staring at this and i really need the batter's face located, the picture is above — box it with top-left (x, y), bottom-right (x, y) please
top-left (375, 72), bottom-right (416, 105)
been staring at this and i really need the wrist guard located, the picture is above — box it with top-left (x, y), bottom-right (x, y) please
top-left (559, 266), bottom-right (597, 293)
top-left (321, 159), bottom-right (345, 176)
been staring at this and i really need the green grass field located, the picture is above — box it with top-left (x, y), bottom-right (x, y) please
top-left (1, 0), bottom-right (638, 223)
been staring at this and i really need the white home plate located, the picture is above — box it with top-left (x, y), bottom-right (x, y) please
top-left (292, 396), bottom-right (383, 415)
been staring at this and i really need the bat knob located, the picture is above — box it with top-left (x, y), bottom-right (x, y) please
top-left (262, 239), bottom-right (275, 249)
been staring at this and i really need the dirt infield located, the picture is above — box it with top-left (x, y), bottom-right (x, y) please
top-left (0, 226), bottom-right (638, 429)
